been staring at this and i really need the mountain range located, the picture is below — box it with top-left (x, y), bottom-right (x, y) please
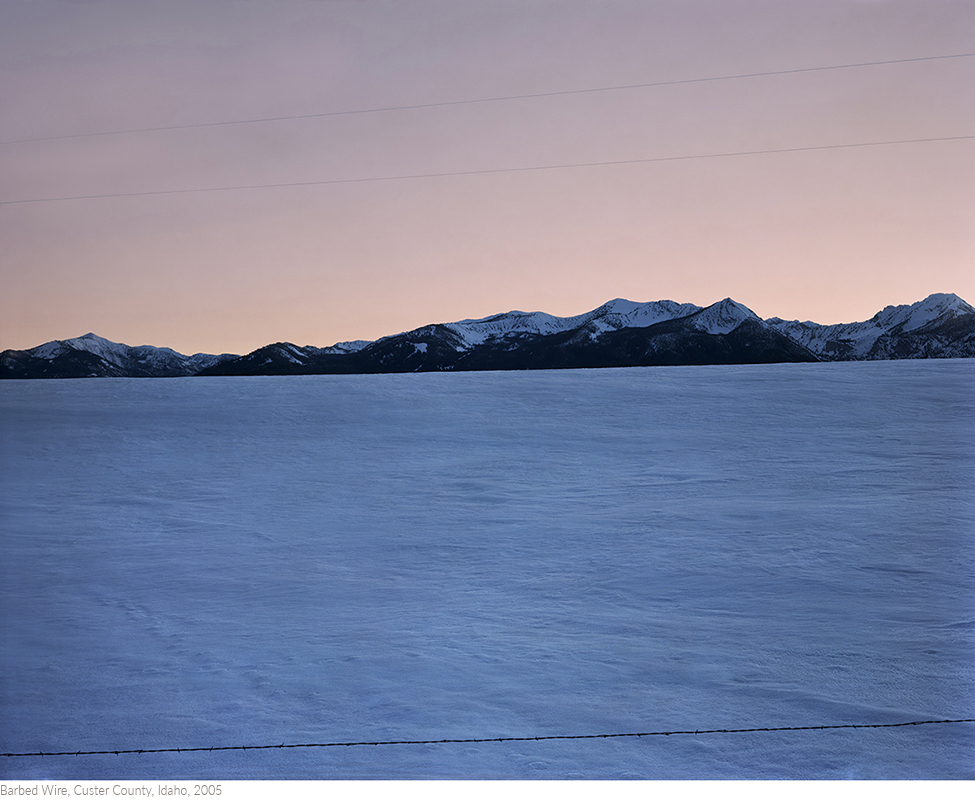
top-left (2, 293), bottom-right (973, 379)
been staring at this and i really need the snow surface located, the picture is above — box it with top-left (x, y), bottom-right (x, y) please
top-left (1, 361), bottom-right (973, 780)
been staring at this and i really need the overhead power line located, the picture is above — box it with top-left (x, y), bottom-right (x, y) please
top-left (3, 717), bottom-right (972, 758)
top-left (1, 134), bottom-right (972, 206)
top-left (2, 53), bottom-right (973, 146)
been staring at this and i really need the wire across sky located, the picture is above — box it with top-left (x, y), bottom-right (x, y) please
top-left (1, 52), bottom-right (973, 206)
top-left (2, 52), bottom-right (972, 146)
top-left (1, 134), bottom-right (972, 206)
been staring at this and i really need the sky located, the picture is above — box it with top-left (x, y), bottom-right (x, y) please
top-left (1, 0), bottom-right (973, 356)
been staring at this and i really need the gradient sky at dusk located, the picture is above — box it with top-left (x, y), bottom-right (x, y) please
top-left (2, 0), bottom-right (973, 356)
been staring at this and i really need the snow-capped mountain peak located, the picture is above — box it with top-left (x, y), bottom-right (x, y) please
top-left (764, 293), bottom-right (975, 360)
top-left (438, 298), bottom-right (704, 349)
top-left (5, 333), bottom-right (238, 378)
top-left (687, 298), bottom-right (761, 334)
top-left (585, 298), bottom-right (703, 333)
top-left (321, 339), bottom-right (372, 355)
top-left (871, 292), bottom-right (974, 334)
top-left (31, 333), bottom-right (134, 366)
top-left (443, 309), bottom-right (575, 347)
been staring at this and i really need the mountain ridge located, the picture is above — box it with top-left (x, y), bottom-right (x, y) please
top-left (765, 292), bottom-right (975, 360)
top-left (3, 293), bottom-right (973, 378)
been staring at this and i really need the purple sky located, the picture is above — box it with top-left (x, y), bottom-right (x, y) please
top-left (1, 0), bottom-right (973, 356)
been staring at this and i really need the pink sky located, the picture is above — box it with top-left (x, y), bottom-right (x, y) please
top-left (1, 0), bottom-right (973, 356)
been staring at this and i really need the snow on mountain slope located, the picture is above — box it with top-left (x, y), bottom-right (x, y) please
top-left (585, 298), bottom-right (704, 335)
top-left (320, 339), bottom-right (372, 355)
top-left (273, 342), bottom-right (315, 365)
top-left (685, 298), bottom-right (762, 335)
top-left (766, 293), bottom-right (975, 360)
top-left (185, 352), bottom-right (237, 372)
top-left (872, 292), bottom-right (973, 333)
top-left (32, 333), bottom-right (132, 365)
top-left (6, 333), bottom-right (238, 377)
top-left (441, 298), bottom-right (703, 349)
top-left (444, 310), bottom-right (578, 348)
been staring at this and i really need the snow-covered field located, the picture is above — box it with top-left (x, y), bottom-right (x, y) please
top-left (1, 361), bottom-right (973, 780)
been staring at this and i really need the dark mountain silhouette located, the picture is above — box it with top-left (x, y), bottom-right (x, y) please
top-left (4, 294), bottom-right (972, 379)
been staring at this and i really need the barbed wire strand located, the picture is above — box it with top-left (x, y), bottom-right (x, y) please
top-left (4, 718), bottom-right (973, 758)
top-left (3, 52), bottom-right (973, 146)
top-left (2, 134), bottom-right (973, 207)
